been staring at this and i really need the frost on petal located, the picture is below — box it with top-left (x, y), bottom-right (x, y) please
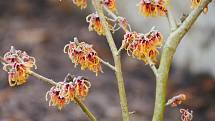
top-left (3, 46), bottom-right (36, 86)
top-left (122, 28), bottom-right (164, 64)
top-left (137, 0), bottom-right (168, 17)
top-left (64, 38), bottom-right (102, 75)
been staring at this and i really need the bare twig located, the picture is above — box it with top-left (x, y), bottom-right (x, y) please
top-left (103, 5), bottom-right (129, 33)
top-left (98, 57), bottom-right (116, 71)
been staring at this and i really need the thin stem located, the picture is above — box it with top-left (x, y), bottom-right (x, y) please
top-left (28, 70), bottom-right (57, 85)
top-left (0, 56), bottom-right (97, 121)
top-left (167, 6), bottom-right (177, 32)
top-left (103, 5), bottom-right (129, 32)
top-left (152, 0), bottom-right (212, 121)
top-left (93, 0), bottom-right (130, 121)
top-left (145, 57), bottom-right (158, 77)
top-left (98, 57), bottom-right (116, 71)
top-left (74, 97), bottom-right (97, 121)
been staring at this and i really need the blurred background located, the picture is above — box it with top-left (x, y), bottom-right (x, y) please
top-left (0, 0), bottom-right (215, 121)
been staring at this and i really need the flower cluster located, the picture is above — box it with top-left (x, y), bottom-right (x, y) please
top-left (191, 0), bottom-right (208, 13)
top-left (180, 109), bottom-right (193, 121)
top-left (137, 0), bottom-right (168, 17)
top-left (64, 38), bottom-right (102, 75)
top-left (122, 29), bottom-right (163, 64)
top-left (46, 75), bottom-right (91, 109)
top-left (103, 0), bottom-right (117, 12)
top-left (86, 12), bottom-right (114, 36)
top-left (72, 0), bottom-right (87, 9)
top-left (2, 46), bottom-right (36, 86)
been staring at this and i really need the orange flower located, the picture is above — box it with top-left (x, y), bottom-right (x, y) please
top-left (73, 76), bottom-right (91, 98)
top-left (7, 63), bottom-right (29, 86)
top-left (46, 74), bottom-right (91, 109)
top-left (122, 28), bottom-right (163, 64)
top-left (72, 0), bottom-right (87, 9)
top-left (103, 0), bottom-right (117, 12)
top-left (46, 83), bottom-right (69, 110)
top-left (3, 46), bottom-right (36, 86)
top-left (86, 13), bottom-right (114, 36)
top-left (64, 38), bottom-right (102, 75)
top-left (191, 0), bottom-right (208, 13)
top-left (122, 31), bottom-right (139, 49)
top-left (61, 82), bottom-right (76, 101)
top-left (137, 0), bottom-right (168, 17)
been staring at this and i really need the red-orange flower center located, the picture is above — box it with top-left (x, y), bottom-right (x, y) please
top-left (137, 0), bottom-right (168, 17)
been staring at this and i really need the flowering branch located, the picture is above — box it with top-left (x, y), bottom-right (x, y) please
top-left (0, 56), bottom-right (97, 121)
top-left (103, 3), bottom-right (159, 76)
top-left (152, 0), bottom-right (213, 121)
top-left (92, 0), bottom-right (130, 121)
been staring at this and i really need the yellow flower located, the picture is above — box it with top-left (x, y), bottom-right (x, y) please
top-left (72, 0), bottom-right (87, 9)
top-left (137, 0), bottom-right (168, 17)
top-left (7, 63), bottom-right (29, 86)
top-left (86, 13), bottom-right (114, 36)
top-left (123, 29), bottom-right (163, 64)
top-left (103, 0), bottom-right (117, 12)
top-left (191, 0), bottom-right (208, 13)
top-left (64, 38), bottom-right (102, 75)
top-left (3, 46), bottom-right (36, 86)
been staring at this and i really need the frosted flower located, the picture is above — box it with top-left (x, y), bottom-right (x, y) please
top-left (64, 38), bottom-right (102, 76)
top-left (86, 13), bottom-right (114, 36)
top-left (137, 0), bottom-right (168, 17)
top-left (46, 74), bottom-right (91, 109)
top-left (3, 46), bottom-right (36, 86)
top-left (123, 28), bottom-right (163, 64)
top-left (46, 83), bottom-right (69, 110)
top-left (73, 76), bottom-right (91, 98)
